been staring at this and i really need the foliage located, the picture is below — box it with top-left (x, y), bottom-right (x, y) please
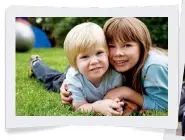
top-left (51, 17), bottom-right (110, 47)
top-left (138, 17), bottom-right (168, 49)
top-left (27, 17), bottom-right (168, 49)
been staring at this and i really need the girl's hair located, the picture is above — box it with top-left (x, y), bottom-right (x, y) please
top-left (103, 17), bottom-right (152, 94)
top-left (64, 22), bottom-right (108, 69)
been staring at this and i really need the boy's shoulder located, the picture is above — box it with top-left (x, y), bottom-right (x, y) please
top-left (66, 67), bottom-right (83, 87)
top-left (104, 68), bottom-right (124, 84)
top-left (110, 68), bottom-right (121, 75)
top-left (106, 68), bottom-right (122, 78)
top-left (66, 67), bottom-right (79, 77)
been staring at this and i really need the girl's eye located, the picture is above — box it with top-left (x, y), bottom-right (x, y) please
top-left (96, 51), bottom-right (104, 55)
top-left (124, 44), bottom-right (132, 48)
top-left (80, 55), bottom-right (89, 59)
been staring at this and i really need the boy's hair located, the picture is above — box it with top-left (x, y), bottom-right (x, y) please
top-left (103, 17), bottom-right (152, 94)
top-left (64, 22), bottom-right (108, 69)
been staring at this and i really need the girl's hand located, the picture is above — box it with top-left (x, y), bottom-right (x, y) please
top-left (114, 98), bottom-right (124, 112)
top-left (60, 79), bottom-right (73, 104)
top-left (93, 99), bottom-right (123, 116)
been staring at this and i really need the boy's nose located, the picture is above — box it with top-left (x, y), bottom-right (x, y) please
top-left (90, 56), bottom-right (99, 65)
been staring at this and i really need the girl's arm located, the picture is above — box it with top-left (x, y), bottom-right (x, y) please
top-left (105, 64), bottom-right (168, 110)
top-left (104, 86), bottom-right (144, 107)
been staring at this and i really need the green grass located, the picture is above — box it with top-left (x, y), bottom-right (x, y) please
top-left (16, 48), bottom-right (168, 116)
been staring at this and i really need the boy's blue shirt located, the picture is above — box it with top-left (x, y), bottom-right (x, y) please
top-left (66, 68), bottom-right (123, 104)
top-left (141, 51), bottom-right (168, 110)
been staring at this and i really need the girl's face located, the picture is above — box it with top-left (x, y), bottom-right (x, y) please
top-left (108, 41), bottom-right (141, 73)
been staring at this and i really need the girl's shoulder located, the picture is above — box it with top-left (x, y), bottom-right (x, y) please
top-left (143, 51), bottom-right (168, 70)
top-left (142, 51), bottom-right (168, 80)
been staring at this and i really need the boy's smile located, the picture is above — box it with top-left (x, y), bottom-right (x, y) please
top-left (90, 67), bottom-right (102, 71)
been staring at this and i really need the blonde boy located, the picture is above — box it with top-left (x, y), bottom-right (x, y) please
top-left (64, 22), bottom-right (124, 116)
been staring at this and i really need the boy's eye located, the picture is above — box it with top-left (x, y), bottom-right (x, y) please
top-left (80, 55), bottom-right (89, 59)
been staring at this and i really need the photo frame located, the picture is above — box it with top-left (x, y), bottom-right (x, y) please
top-left (6, 5), bottom-right (178, 129)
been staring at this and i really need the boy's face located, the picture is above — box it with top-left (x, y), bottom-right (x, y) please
top-left (76, 47), bottom-right (109, 84)
top-left (108, 41), bottom-right (140, 73)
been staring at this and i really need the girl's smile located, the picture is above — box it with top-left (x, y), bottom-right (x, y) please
top-left (113, 60), bottom-right (129, 66)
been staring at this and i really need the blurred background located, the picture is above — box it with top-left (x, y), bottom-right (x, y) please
top-left (16, 17), bottom-right (168, 51)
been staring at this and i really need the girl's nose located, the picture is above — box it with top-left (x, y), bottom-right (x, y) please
top-left (115, 47), bottom-right (124, 56)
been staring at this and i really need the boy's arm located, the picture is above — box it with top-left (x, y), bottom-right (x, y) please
top-left (73, 99), bottom-right (124, 116)
top-left (60, 79), bottom-right (72, 104)
top-left (65, 68), bottom-right (88, 105)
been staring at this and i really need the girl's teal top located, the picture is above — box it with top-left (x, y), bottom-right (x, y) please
top-left (141, 51), bottom-right (168, 110)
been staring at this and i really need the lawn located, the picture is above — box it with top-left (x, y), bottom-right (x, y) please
top-left (16, 48), bottom-right (168, 116)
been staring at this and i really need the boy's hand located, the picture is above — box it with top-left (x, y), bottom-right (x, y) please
top-left (93, 99), bottom-right (123, 116)
top-left (60, 79), bottom-right (73, 104)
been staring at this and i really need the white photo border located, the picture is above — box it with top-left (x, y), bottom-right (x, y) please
top-left (6, 5), bottom-right (178, 129)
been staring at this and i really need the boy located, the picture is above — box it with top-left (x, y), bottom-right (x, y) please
top-left (30, 22), bottom-right (124, 116)
top-left (63, 22), bottom-right (124, 115)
